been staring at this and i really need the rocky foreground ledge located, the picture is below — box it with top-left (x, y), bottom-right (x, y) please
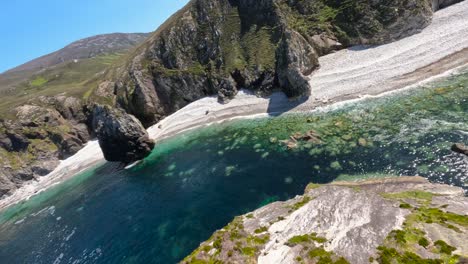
top-left (182, 177), bottom-right (468, 264)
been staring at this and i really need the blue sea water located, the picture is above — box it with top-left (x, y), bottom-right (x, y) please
top-left (0, 72), bottom-right (466, 263)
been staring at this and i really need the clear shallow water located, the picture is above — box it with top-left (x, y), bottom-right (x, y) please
top-left (0, 72), bottom-right (467, 263)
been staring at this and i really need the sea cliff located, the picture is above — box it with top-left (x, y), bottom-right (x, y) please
top-left (183, 177), bottom-right (468, 264)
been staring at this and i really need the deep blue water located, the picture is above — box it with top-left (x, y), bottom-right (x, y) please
top-left (0, 137), bottom-right (324, 263)
top-left (0, 72), bottom-right (466, 263)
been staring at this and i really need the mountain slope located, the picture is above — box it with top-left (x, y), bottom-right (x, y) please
top-left (0, 33), bottom-right (149, 117)
top-left (4, 33), bottom-right (149, 74)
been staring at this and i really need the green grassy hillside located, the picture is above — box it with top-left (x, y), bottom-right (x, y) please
top-left (0, 53), bottom-right (126, 118)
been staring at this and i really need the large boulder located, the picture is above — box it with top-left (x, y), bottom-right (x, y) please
top-left (91, 105), bottom-right (155, 163)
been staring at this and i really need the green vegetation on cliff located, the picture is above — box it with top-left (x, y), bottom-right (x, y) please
top-left (0, 53), bottom-right (125, 118)
top-left (219, 5), bottom-right (277, 74)
top-left (113, 0), bottom-right (435, 126)
top-left (279, 0), bottom-right (432, 45)
top-left (181, 216), bottom-right (270, 264)
top-left (375, 189), bottom-right (468, 264)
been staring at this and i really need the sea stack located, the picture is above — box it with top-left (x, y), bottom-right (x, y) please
top-left (91, 105), bottom-right (155, 163)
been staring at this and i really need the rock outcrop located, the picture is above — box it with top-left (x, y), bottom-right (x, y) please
top-left (106, 0), bottom-right (435, 127)
top-left (433, 0), bottom-right (465, 10)
top-left (91, 105), bottom-right (155, 163)
top-left (451, 143), bottom-right (468, 156)
top-left (0, 96), bottom-right (90, 198)
top-left (182, 176), bottom-right (468, 264)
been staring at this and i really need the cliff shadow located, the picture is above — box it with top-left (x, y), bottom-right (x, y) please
top-left (266, 92), bottom-right (309, 116)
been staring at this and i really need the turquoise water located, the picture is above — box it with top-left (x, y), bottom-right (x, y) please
top-left (0, 72), bottom-right (466, 263)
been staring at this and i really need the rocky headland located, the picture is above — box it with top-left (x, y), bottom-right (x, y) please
top-left (182, 176), bottom-right (468, 264)
top-left (0, 96), bottom-right (153, 198)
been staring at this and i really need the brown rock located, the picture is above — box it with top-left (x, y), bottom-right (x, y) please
top-left (451, 143), bottom-right (468, 156)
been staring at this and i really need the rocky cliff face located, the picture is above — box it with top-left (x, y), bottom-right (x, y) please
top-left (107, 0), bottom-right (434, 127)
top-left (182, 177), bottom-right (468, 264)
top-left (0, 32), bottom-right (151, 199)
top-left (91, 105), bottom-right (155, 163)
top-left (0, 97), bottom-right (155, 198)
top-left (0, 96), bottom-right (90, 197)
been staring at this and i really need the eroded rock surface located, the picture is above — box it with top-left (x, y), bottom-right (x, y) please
top-left (0, 96), bottom-right (90, 198)
top-left (106, 0), bottom-right (436, 127)
top-left (182, 176), bottom-right (468, 264)
top-left (91, 105), bottom-right (154, 163)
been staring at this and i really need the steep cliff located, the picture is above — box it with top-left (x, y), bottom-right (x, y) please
top-left (182, 177), bottom-right (468, 264)
top-left (0, 33), bottom-right (150, 199)
top-left (106, 0), bottom-right (434, 127)
top-left (91, 105), bottom-right (154, 163)
top-left (0, 96), bottom-right (90, 197)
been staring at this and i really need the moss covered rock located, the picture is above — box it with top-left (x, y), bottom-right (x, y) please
top-left (182, 177), bottom-right (468, 263)
top-left (0, 97), bottom-right (90, 198)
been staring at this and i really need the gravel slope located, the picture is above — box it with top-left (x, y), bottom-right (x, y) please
top-left (309, 0), bottom-right (468, 99)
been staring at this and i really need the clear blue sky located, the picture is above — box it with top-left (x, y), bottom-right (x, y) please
top-left (0, 0), bottom-right (189, 73)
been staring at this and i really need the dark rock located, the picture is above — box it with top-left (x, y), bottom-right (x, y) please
top-left (451, 143), bottom-right (468, 156)
top-left (432, 0), bottom-right (464, 10)
top-left (0, 177), bottom-right (15, 198)
top-left (110, 0), bottom-right (434, 127)
top-left (71, 123), bottom-right (91, 142)
top-left (0, 134), bottom-right (13, 151)
top-left (21, 128), bottom-right (48, 139)
top-left (91, 105), bottom-right (155, 163)
top-left (31, 160), bottom-right (60, 177)
top-left (217, 77), bottom-right (238, 103)
top-left (57, 134), bottom-right (85, 159)
top-left (276, 30), bottom-right (318, 98)
top-left (6, 131), bottom-right (30, 151)
top-left (38, 95), bottom-right (88, 122)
